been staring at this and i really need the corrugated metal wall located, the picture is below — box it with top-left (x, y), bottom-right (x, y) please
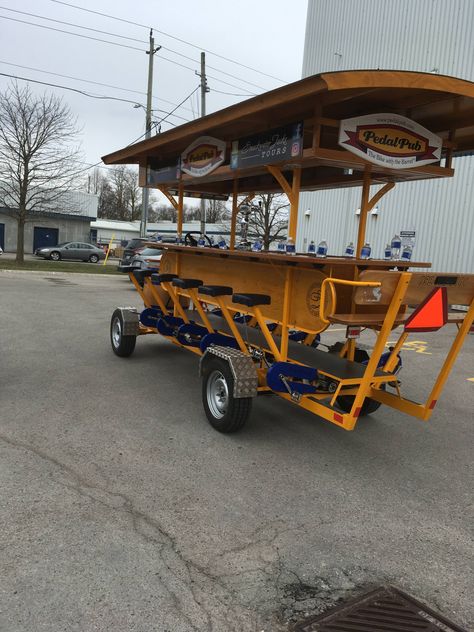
top-left (299, 0), bottom-right (474, 272)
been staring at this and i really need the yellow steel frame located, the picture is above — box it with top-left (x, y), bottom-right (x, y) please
top-left (134, 127), bottom-right (473, 432)
top-left (135, 263), bottom-right (474, 430)
top-left (369, 296), bottom-right (474, 420)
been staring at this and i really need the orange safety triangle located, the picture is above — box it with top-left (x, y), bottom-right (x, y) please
top-left (405, 287), bottom-right (448, 332)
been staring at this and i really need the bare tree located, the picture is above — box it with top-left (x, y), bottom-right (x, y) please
top-left (247, 193), bottom-right (289, 249)
top-left (205, 199), bottom-right (226, 223)
top-left (0, 82), bottom-right (82, 262)
top-left (91, 165), bottom-right (141, 220)
top-left (149, 203), bottom-right (177, 222)
top-left (185, 205), bottom-right (201, 221)
top-left (127, 169), bottom-right (141, 221)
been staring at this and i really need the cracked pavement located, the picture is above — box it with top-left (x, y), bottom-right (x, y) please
top-left (1, 271), bottom-right (473, 631)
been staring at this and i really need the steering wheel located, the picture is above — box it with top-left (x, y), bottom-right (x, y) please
top-left (184, 231), bottom-right (214, 248)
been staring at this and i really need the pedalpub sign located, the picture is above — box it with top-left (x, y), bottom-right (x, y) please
top-left (180, 136), bottom-right (226, 178)
top-left (339, 113), bottom-right (443, 169)
top-left (230, 121), bottom-right (304, 169)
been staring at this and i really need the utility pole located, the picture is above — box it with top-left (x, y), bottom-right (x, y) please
top-left (197, 52), bottom-right (209, 236)
top-left (140, 30), bottom-right (161, 238)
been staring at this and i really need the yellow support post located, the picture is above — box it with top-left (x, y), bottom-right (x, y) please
top-left (160, 282), bottom-right (190, 323)
top-left (344, 272), bottom-right (411, 429)
top-left (186, 289), bottom-right (214, 332)
top-left (253, 306), bottom-right (282, 361)
top-left (356, 168), bottom-right (371, 258)
top-left (102, 232), bottom-right (115, 266)
top-left (215, 299), bottom-right (248, 354)
top-left (425, 298), bottom-right (474, 412)
top-left (280, 267), bottom-right (293, 361)
top-left (230, 179), bottom-right (238, 250)
top-left (144, 278), bottom-right (170, 315)
top-left (288, 167), bottom-right (301, 242)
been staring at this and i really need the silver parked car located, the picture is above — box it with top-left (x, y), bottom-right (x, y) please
top-left (34, 241), bottom-right (106, 263)
top-left (118, 246), bottom-right (163, 273)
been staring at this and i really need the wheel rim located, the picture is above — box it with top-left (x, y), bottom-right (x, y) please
top-left (51, 252), bottom-right (59, 260)
top-left (90, 255), bottom-right (98, 263)
top-left (207, 370), bottom-right (229, 419)
top-left (112, 317), bottom-right (122, 348)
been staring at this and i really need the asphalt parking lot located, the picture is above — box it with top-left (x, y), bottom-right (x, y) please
top-left (1, 270), bottom-right (473, 632)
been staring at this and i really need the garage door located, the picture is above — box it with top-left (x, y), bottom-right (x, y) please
top-left (33, 227), bottom-right (59, 252)
top-left (0, 223), bottom-right (4, 250)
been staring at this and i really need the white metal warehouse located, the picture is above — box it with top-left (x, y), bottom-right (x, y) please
top-left (298, 0), bottom-right (474, 273)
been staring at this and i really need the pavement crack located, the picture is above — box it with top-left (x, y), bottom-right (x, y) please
top-left (0, 433), bottom-right (244, 630)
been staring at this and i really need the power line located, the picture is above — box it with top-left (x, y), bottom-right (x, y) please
top-left (155, 85), bottom-right (200, 126)
top-left (0, 59), bottom-right (196, 115)
top-left (0, 5), bottom-right (146, 43)
top-left (0, 5), bottom-right (266, 91)
top-left (0, 14), bottom-right (257, 95)
top-left (0, 60), bottom-right (194, 122)
top-left (209, 87), bottom-right (255, 98)
top-left (46, 0), bottom-right (287, 84)
top-left (0, 72), bottom-right (188, 124)
top-left (0, 14), bottom-right (144, 52)
top-left (160, 47), bottom-right (264, 91)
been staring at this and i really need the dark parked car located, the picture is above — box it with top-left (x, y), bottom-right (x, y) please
top-left (120, 238), bottom-right (148, 266)
top-left (34, 242), bottom-right (106, 263)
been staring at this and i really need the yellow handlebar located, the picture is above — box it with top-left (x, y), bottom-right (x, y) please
top-left (319, 278), bottom-right (382, 325)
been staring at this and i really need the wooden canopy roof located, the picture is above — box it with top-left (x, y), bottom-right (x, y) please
top-left (102, 69), bottom-right (474, 195)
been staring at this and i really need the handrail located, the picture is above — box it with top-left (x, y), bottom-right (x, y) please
top-left (319, 278), bottom-right (382, 325)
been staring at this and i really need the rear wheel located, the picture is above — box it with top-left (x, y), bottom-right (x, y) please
top-left (110, 309), bottom-right (136, 357)
top-left (49, 251), bottom-right (61, 261)
top-left (336, 348), bottom-right (383, 416)
top-left (336, 390), bottom-right (384, 415)
top-left (202, 357), bottom-right (252, 432)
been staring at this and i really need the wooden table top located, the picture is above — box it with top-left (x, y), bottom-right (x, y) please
top-left (152, 243), bottom-right (431, 270)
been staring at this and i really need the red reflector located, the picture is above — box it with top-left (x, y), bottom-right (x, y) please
top-left (334, 413), bottom-right (344, 423)
top-left (346, 326), bottom-right (361, 339)
top-left (429, 400), bottom-right (437, 409)
top-left (354, 407), bottom-right (362, 417)
top-left (404, 287), bottom-right (448, 332)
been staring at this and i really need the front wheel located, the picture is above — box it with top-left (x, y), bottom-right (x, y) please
top-left (49, 251), bottom-right (61, 261)
top-left (201, 357), bottom-right (252, 432)
top-left (110, 309), bottom-right (136, 357)
top-left (89, 254), bottom-right (99, 263)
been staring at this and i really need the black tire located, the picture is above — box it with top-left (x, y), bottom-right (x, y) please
top-left (201, 357), bottom-right (252, 432)
top-left (89, 254), bottom-right (99, 263)
top-left (49, 251), bottom-right (61, 261)
top-left (336, 390), bottom-right (384, 415)
top-left (336, 348), bottom-right (383, 416)
top-left (110, 309), bottom-right (137, 357)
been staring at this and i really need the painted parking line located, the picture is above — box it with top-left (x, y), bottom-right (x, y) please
top-left (386, 339), bottom-right (432, 354)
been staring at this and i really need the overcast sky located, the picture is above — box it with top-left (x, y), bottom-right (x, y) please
top-left (0, 0), bottom-right (308, 183)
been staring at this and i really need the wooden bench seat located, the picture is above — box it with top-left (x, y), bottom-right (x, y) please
top-left (329, 313), bottom-right (406, 328)
top-left (327, 271), bottom-right (473, 330)
top-left (329, 312), bottom-right (464, 328)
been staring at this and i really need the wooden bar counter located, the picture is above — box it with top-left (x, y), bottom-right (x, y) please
top-left (154, 245), bottom-right (431, 334)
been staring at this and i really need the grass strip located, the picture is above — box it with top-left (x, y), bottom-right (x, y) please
top-left (0, 259), bottom-right (121, 274)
